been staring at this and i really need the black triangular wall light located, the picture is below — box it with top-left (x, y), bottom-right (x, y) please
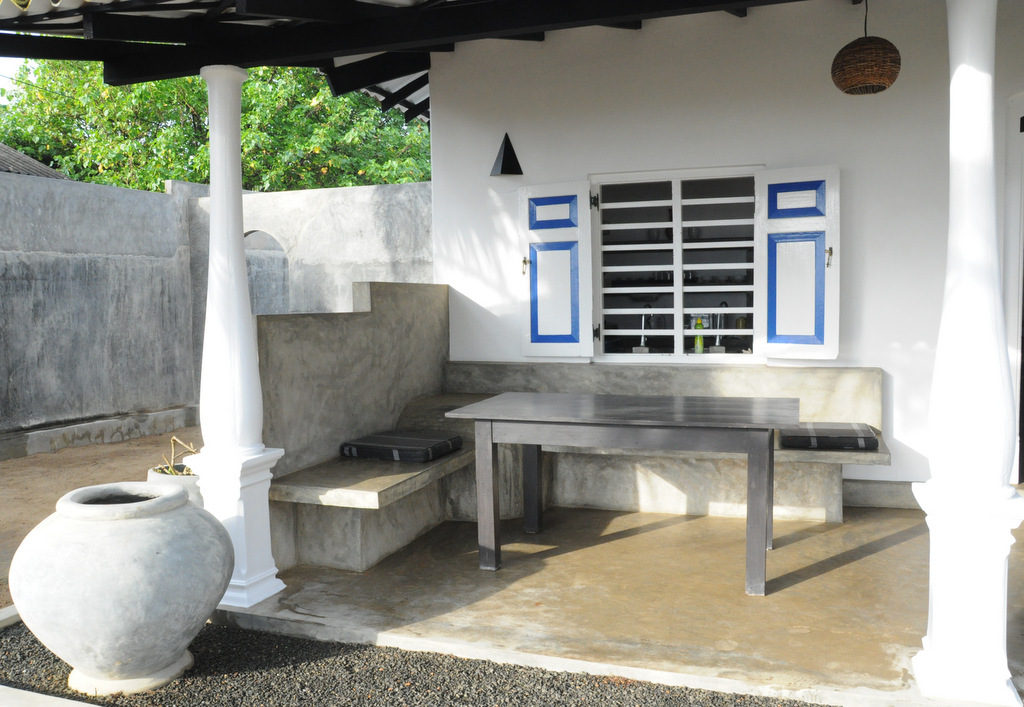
top-left (490, 133), bottom-right (523, 176)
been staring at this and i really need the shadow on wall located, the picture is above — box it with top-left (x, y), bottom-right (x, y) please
top-left (244, 230), bottom-right (289, 315)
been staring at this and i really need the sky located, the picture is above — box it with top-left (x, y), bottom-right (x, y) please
top-left (0, 56), bottom-right (27, 96)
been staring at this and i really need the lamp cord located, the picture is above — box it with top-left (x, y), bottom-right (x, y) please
top-left (863, 0), bottom-right (869, 37)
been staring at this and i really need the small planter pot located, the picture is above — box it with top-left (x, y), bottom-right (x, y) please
top-left (147, 464), bottom-right (204, 508)
top-left (9, 481), bottom-right (233, 696)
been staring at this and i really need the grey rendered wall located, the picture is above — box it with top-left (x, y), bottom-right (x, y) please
top-left (258, 282), bottom-right (449, 477)
top-left (0, 174), bottom-right (196, 433)
top-left (2, 176), bottom-right (433, 450)
top-left (243, 182), bottom-right (433, 313)
top-left (187, 182), bottom-right (432, 387)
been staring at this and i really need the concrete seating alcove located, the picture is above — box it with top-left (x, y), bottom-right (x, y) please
top-left (258, 287), bottom-right (890, 575)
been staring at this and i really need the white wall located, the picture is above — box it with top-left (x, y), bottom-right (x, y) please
top-left (430, 0), bottom-right (1024, 484)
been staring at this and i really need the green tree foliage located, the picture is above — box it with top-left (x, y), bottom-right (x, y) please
top-left (0, 60), bottom-right (430, 192)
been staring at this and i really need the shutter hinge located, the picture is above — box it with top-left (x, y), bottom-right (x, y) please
top-left (593, 324), bottom-right (601, 340)
top-left (590, 192), bottom-right (599, 208)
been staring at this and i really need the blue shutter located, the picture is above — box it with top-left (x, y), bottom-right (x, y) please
top-left (520, 183), bottom-right (593, 357)
top-left (755, 167), bottom-right (839, 360)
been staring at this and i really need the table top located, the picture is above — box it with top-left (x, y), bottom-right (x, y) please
top-left (446, 392), bottom-right (799, 429)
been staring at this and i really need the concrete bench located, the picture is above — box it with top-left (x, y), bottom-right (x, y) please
top-left (268, 394), bottom-right (486, 572)
top-left (271, 451), bottom-right (474, 510)
top-left (541, 430), bottom-right (890, 524)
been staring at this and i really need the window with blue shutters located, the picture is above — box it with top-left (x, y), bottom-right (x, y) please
top-left (521, 166), bottom-right (839, 361)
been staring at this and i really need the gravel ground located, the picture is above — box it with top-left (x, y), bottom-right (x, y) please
top-left (0, 622), bottom-right (827, 707)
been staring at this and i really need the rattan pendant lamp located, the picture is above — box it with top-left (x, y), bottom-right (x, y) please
top-left (831, 0), bottom-right (901, 94)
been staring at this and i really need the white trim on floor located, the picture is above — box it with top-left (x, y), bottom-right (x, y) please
top-left (0, 604), bottom-right (20, 629)
top-left (0, 685), bottom-right (92, 706)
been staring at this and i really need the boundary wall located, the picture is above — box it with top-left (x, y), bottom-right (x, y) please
top-left (0, 176), bottom-right (432, 459)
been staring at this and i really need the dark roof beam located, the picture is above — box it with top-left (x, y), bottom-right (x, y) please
top-left (105, 0), bottom-right (808, 84)
top-left (600, 21), bottom-right (643, 29)
top-left (392, 43), bottom-right (454, 53)
top-left (368, 84), bottom-right (415, 113)
top-left (404, 97), bottom-right (430, 123)
top-left (221, 0), bottom-right (810, 63)
top-left (0, 32), bottom-right (134, 62)
top-left (85, 0), bottom-right (223, 18)
top-left (83, 13), bottom-right (271, 44)
top-left (0, 0), bottom-right (218, 31)
top-left (322, 52), bottom-right (430, 96)
top-left (500, 32), bottom-right (545, 41)
top-left (0, 20), bottom-right (84, 36)
top-left (379, 72), bottom-right (429, 111)
top-left (235, 0), bottom-right (399, 23)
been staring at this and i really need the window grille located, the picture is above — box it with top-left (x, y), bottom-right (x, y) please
top-left (595, 170), bottom-right (756, 358)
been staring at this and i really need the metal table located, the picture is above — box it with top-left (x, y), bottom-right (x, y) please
top-left (446, 391), bottom-right (800, 596)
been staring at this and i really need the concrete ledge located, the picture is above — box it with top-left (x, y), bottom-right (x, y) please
top-left (396, 393), bottom-right (488, 441)
top-left (0, 407), bottom-right (197, 462)
top-left (269, 447), bottom-right (474, 509)
top-left (843, 479), bottom-right (920, 510)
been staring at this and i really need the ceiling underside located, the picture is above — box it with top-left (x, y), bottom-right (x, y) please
top-left (0, 0), bottom-right (807, 121)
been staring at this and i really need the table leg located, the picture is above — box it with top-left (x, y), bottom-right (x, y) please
top-left (522, 444), bottom-right (542, 534)
top-left (744, 429), bottom-right (774, 596)
top-left (475, 420), bottom-right (501, 570)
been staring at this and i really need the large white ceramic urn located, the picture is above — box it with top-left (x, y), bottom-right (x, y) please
top-left (9, 481), bottom-right (234, 695)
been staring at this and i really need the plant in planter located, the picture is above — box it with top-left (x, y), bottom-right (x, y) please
top-left (147, 436), bottom-right (203, 507)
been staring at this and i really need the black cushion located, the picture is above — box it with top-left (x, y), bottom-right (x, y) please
top-left (779, 422), bottom-right (878, 451)
top-left (340, 430), bottom-right (463, 463)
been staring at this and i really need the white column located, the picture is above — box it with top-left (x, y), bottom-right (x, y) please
top-left (186, 65), bottom-right (285, 609)
top-left (912, 2), bottom-right (1024, 704)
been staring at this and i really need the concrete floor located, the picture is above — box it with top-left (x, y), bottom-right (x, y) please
top-left (4, 431), bottom-right (1024, 705)
top-left (221, 506), bottom-right (938, 705)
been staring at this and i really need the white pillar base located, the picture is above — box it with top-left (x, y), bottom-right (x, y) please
top-left (913, 639), bottom-right (1021, 707)
top-left (219, 566), bottom-right (286, 610)
top-left (912, 482), bottom-right (1024, 706)
top-left (188, 447), bottom-right (286, 609)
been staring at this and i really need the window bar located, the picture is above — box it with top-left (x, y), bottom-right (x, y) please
top-left (672, 178), bottom-right (684, 356)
